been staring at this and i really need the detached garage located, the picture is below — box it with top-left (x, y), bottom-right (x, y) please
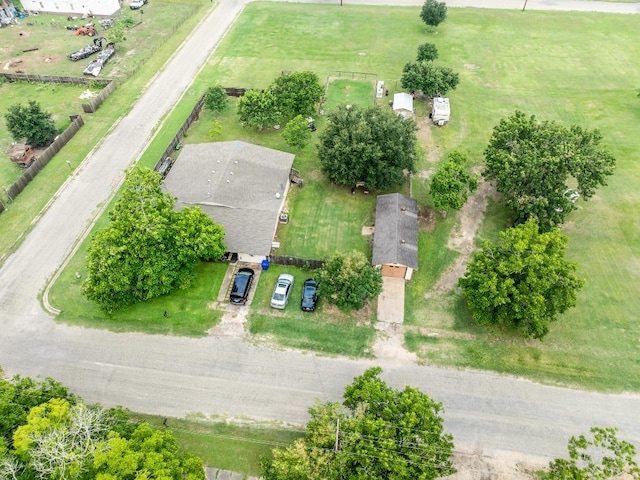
top-left (372, 193), bottom-right (418, 280)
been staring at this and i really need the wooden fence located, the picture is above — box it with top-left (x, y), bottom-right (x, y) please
top-left (269, 255), bottom-right (324, 270)
top-left (5, 115), bottom-right (85, 202)
top-left (1, 73), bottom-right (115, 114)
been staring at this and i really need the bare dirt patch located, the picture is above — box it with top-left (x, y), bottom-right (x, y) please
top-left (445, 450), bottom-right (542, 480)
top-left (416, 116), bottom-right (441, 164)
top-left (418, 204), bottom-right (436, 233)
top-left (207, 302), bottom-right (248, 337)
top-left (372, 321), bottom-right (418, 362)
top-left (463, 63), bottom-right (480, 70)
top-left (427, 174), bottom-right (496, 295)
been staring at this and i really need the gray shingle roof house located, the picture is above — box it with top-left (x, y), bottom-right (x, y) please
top-left (163, 141), bottom-right (295, 261)
top-left (372, 193), bottom-right (418, 280)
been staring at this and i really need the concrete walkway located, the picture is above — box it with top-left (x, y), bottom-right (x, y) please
top-left (206, 467), bottom-right (261, 480)
top-left (377, 276), bottom-right (405, 324)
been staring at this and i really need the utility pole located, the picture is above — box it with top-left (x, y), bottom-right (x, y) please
top-left (522, 0), bottom-right (528, 11)
top-left (334, 418), bottom-right (340, 453)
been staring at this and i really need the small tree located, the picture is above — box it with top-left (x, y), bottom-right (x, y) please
top-left (420, 0), bottom-right (447, 28)
top-left (282, 115), bottom-right (312, 150)
top-left (263, 367), bottom-right (455, 480)
top-left (459, 219), bottom-right (584, 339)
top-left (416, 42), bottom-right (439, 62)
top-left (317, 251), bottom-right (382, 311)
top-left (401, 61), bottom-right (459, 97)
top-left (484, 110), bottom-right (616, 230)
top-left (236, 89), bottom-right (280, 131)
top-left (4, 100), bottom-right (57, 147)
top-left (430, 150), bottom-right (478, 213)
top-left (269, 71), bottom-right (324, 120)
top-left (106, 21), bottom-right (126, 44)
top-left (317, 105), bottom-right (418, 189)
top-left (204, 85), bottom-right (229, 115)
top-left (548, 427), bottom-right (640, 479)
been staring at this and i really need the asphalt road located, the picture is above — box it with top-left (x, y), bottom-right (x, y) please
top-left (1, 0), bottom-right (639, 465)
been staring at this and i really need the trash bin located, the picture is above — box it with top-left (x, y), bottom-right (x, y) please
top-left (261, 258), bottom-right (270, 271)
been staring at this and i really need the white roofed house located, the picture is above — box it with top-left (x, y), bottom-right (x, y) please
top-left (163, 141), bottom-right (295, 263)
top-left (372, 193), bottom-right (418, 280)
top-left (20, 0), bottom-right (120, 16)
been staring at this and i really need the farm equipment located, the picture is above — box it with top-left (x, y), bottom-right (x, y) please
top-left (68, 37), bottom-right (106, 61)
top-left (8, 143), bottom-right (35, 168)
top-left (74, 24), bottom-right (96, 36)
top-left (83, 42), bottom-right (115, 76)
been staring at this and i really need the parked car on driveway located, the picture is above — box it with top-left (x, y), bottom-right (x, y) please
top-left (130, 0), bottom-right (147, 9)
top-left (301, 278), bottom-right (318, 312)
top-left (230, 268), bottom-right (254, 305)
top-left (270, 273), bottom-right (294, 309)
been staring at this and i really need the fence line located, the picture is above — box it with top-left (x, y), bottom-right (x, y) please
top-left (1, 73), bottom-right (116, 114)
top-left (153, 87), bottom-right (250, 177)
top-left (269, 255), bottom-right (324, 270)
top-left (5, 116), bottom-right (85, 202)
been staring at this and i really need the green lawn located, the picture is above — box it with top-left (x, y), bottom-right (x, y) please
top-left (132, 413), bottom-right (304, 476)
top-left (323, 79), bottom-right (375, 110)
top-left (248, 264), bottom-right (376, 357)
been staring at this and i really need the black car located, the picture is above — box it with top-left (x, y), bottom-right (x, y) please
top-left (301, 278), bottom-right (318, 312)
top-left (230, 267), bottom-right (255, 305)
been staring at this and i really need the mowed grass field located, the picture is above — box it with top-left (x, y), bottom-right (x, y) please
top-left (202, 3), bottom-right (640, 391)
top-left (47, 3), bottom-right (640, 390)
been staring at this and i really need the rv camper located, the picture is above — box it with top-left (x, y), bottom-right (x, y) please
top-left (431, 97), bottom-right (450, 126)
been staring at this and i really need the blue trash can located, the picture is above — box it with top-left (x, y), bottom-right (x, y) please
top-left (261, 258), bottom-right (270, 271)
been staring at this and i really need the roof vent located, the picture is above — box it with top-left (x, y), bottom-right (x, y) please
top-left (401, 207), bottom-right (407, 212)
top-left (401, 239), bottom-right (406, 244)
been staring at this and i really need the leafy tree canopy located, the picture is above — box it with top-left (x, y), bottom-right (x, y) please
top-left (420, 0), bottom-right (447, 27)
top-left (416, 42), bottom-right (439, 62)
top-left (237, 89), bottom-right (281, 131)
top-left (204, 85), bottom-right (229, 115)
top-left (401, 61), bottom-right (459, 98)
top-left (483, 110), bottom-right (616, 230)
top-left (318, 105), bottom-right (418, 189)
top-left (82, 166), bottom-right (226, 313)
top-left (270, 71), bottom-right (324, 120)
top-left (548, 427), bottom-right (640, 479)
top-left (282, 115), bottom-right (312, 150)
top-left (92, 422), bottom-right (205, 480)
top-left (430, 150), bottom-right (478, 211)
top-left (4, 100), bottom-right (57, 147)
top-left (0, 373), bottom-right (75, 443)
top-left (263, 367), bottom-right (455, 480)
top-left (459, 219), bottom-right (584, 339)
top-left (317, 251), bottom-right (383, 311)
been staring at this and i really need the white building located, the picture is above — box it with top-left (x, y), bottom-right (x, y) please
top-left (392, 92), bottom-right (414, 118)
top-left (20, 0), bottom-right (120, 17)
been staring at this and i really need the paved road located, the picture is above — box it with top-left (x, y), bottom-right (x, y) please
top-left (1, 0), bottom-right (639, 466)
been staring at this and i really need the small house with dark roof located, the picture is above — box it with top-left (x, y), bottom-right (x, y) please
top-left (163, 141), bottom-right (295, 262)
top-left (372, 193), bottom-right (418, 280)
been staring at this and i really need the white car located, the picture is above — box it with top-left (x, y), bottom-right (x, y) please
top-left (270, 274), bottom-right (294, 309)
top-left (130, 0), bottom-right (147, 9)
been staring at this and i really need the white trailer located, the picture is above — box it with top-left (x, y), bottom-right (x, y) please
top-left (431, 97), bottom-right (450, 126)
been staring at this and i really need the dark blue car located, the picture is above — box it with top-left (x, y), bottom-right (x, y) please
top-left (301, 278), bottom-right (318, 312)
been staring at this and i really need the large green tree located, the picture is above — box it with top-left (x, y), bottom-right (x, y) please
top-left (92, 423), bottom-right (205, 480)
top-left (82, 166), bottom-right (226, 313)
top-left (0, 373), bottom-right (75, 445)
top-left (317, 251), bottom-right (383, 311)
top-left (237, 89), bottom-right (281, 131)
top-left (459, 219), bottom-right (584, 339)
top-left (430, 150), bottom-right (478, 212)
top-left (401, 61), bottom-right (459, 98)
top-left (548, 427), bottom-right (640, 479)
top-left (263, 367), bottom-right (455, 480)
top-left (270, 71), bottom-right (324, 120)
top-left (483, 110), bottom-right (616, 230)
top-left (420, 0), bottom-right (447, 28)
top-left (4, 100), bottom-right (57, 147)
top-left (317, 105), bottom-right (418, 189)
